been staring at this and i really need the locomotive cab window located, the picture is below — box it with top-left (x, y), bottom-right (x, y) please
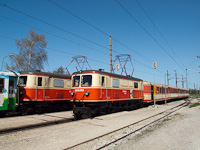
top-left (19, 76), bottom-right (27, 86)
top-left (81, 75), bottom-right (92, 87)
top-left (73, 76), bottom-right (80, 87)
top-left (0, 78), bottom-right (4, 93)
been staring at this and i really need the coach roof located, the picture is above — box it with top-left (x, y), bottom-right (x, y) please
top-left (20, 71), bottom-right (71, 79)
top-left (72, 70), bottom-right (143, 81)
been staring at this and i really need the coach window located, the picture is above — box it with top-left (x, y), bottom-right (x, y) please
top-left (112, 79), bottom-right (119, 88)
top-left (38, 77), bottom-right (42, 86)
top-left (0, 78), bottom-right (4, 93)
top-left (157, 87), bottom-right (159, 93)
top-left (73, 76), bottom-right (80, 87)
top-left (81, 75), bottom-right (92, 87)
top-left (54, 79), bottom-right (64, 88)
top-left (101, 76), bottom-right (105, 87)
top-left (134, 82), bottom-right (138, 89)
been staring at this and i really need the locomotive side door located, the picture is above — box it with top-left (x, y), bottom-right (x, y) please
top-left (100, 76), bottom-right (107, 100)
top-left (37, 76), bottom-right (44, 100)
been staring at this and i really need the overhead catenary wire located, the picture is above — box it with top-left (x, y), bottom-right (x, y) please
top-left (115, 0), bottom-right (186, 72)
top-left (0, 3), bottom-right (112, 52)
top-left (0, 15), bottom-right (108, 55)
top-left (1, 1), bottom-right (173, 75)
top-left (0, 2), bottom-right (185, 77)
top-left (48, 0), bottom-right (110, 37)
top-left (0, 35), bottom-right (110, 67)
top-left (48, 0), bottom-right (173, 72)
top-left (135, 0), bottom-right (186, 69)
top-left (0, 35), bottom-right (165, 78)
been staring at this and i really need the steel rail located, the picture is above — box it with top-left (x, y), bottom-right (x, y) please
top-left (65, 100), bottom-right (189, 150)
top-left (97, 101), bottom-right (189, 149)
top-left (0, 117), bottom-right (74, 135)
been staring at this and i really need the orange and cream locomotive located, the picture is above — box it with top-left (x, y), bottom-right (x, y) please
top-left (18, 71), bottom-right (71, 113)
top-left (70, 70), bottom-right (144, 119)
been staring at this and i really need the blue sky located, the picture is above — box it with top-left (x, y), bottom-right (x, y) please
top-left (0, 0), bottom-right (200, 89)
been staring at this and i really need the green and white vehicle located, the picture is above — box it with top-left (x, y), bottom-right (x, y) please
top-left (0, 70), bottom-right (20, 114)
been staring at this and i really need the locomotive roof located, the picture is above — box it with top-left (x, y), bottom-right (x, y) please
top-left (20, 71), bottom-right (71, 79)
top-left (72, 70), bottom-right (143, 81)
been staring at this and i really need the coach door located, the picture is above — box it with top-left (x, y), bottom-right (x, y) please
top-left (100, 76), bottom-right (107, 100)
top-left (36, 77), bottom-right (44, 100)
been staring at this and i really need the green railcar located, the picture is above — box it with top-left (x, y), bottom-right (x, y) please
top-left (0, 70), bottom-right (20, 113)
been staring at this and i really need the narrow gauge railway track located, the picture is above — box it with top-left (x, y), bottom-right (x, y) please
top-left (0, 116), bottom-right (74, 135)
top-left (65, 100), bottom-right (190, 150)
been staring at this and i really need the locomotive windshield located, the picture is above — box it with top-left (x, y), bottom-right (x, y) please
top-left (19, 76), bottom-right (27, 86)
top-left (73, 76), bottom-right (80, 87)
top-left (81, 75), bottom-right (92, 87)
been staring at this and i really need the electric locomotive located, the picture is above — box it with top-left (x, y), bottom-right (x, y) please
top-left (70, 70), bottom-right (144, 119)
top-left (18, 71), bottom-right (71, 113)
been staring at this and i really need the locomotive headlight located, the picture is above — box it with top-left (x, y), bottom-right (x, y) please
top-left (85, 91), bottom-right (89, 96)
top-left (71, 91), bottom-right (74, 96)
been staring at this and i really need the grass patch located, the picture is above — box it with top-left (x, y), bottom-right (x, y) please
top-left (189, 103), bottom-right (200, 108)
top-left (190, 94), bottom-right (200, 98)
top-left (163, 117), bottom-right (171, 122)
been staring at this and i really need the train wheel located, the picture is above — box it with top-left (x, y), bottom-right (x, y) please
top-left (0, 112), bottom-right (5, 117)
top-left (74, 112), bottom-right (81, 120)
top-left (20, 106), bottom-right (28, 116)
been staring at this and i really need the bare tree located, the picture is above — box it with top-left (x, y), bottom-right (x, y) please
top-left (6, 29), bottom-right (48, 71)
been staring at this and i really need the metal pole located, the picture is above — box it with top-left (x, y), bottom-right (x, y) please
top-left (154, 68), bottom-right (156, 107)
top-left (167, 70), bottom-right (169, 86)
top-left (181, 75), bottom-right (184, 88)
top-left (186, 69), bottom-right (188, 89)
top-left (1, 56), bottom-right (8, 70)
top-left (110, 36), bottom-right (112, 73)
top-left (174, 70), bottom-right (177, 87)
top-left (1, 53), bottom-right (13, 70)
top-left (165, 73), bottom-right (167, 104)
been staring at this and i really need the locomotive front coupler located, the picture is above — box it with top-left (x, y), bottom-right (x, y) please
top-left (73, 106), bottom-right (91, 119)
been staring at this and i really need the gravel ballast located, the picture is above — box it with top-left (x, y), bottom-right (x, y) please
top-left (113, 99), bottom-right (200, 150)
top-left (0, 99), bottom-right (199, 150)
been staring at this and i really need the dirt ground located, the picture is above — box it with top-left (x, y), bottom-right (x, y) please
top-left (0, 99), bottom-right (199, 150)
top-left (113, 99), bottom-right (200, 150)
